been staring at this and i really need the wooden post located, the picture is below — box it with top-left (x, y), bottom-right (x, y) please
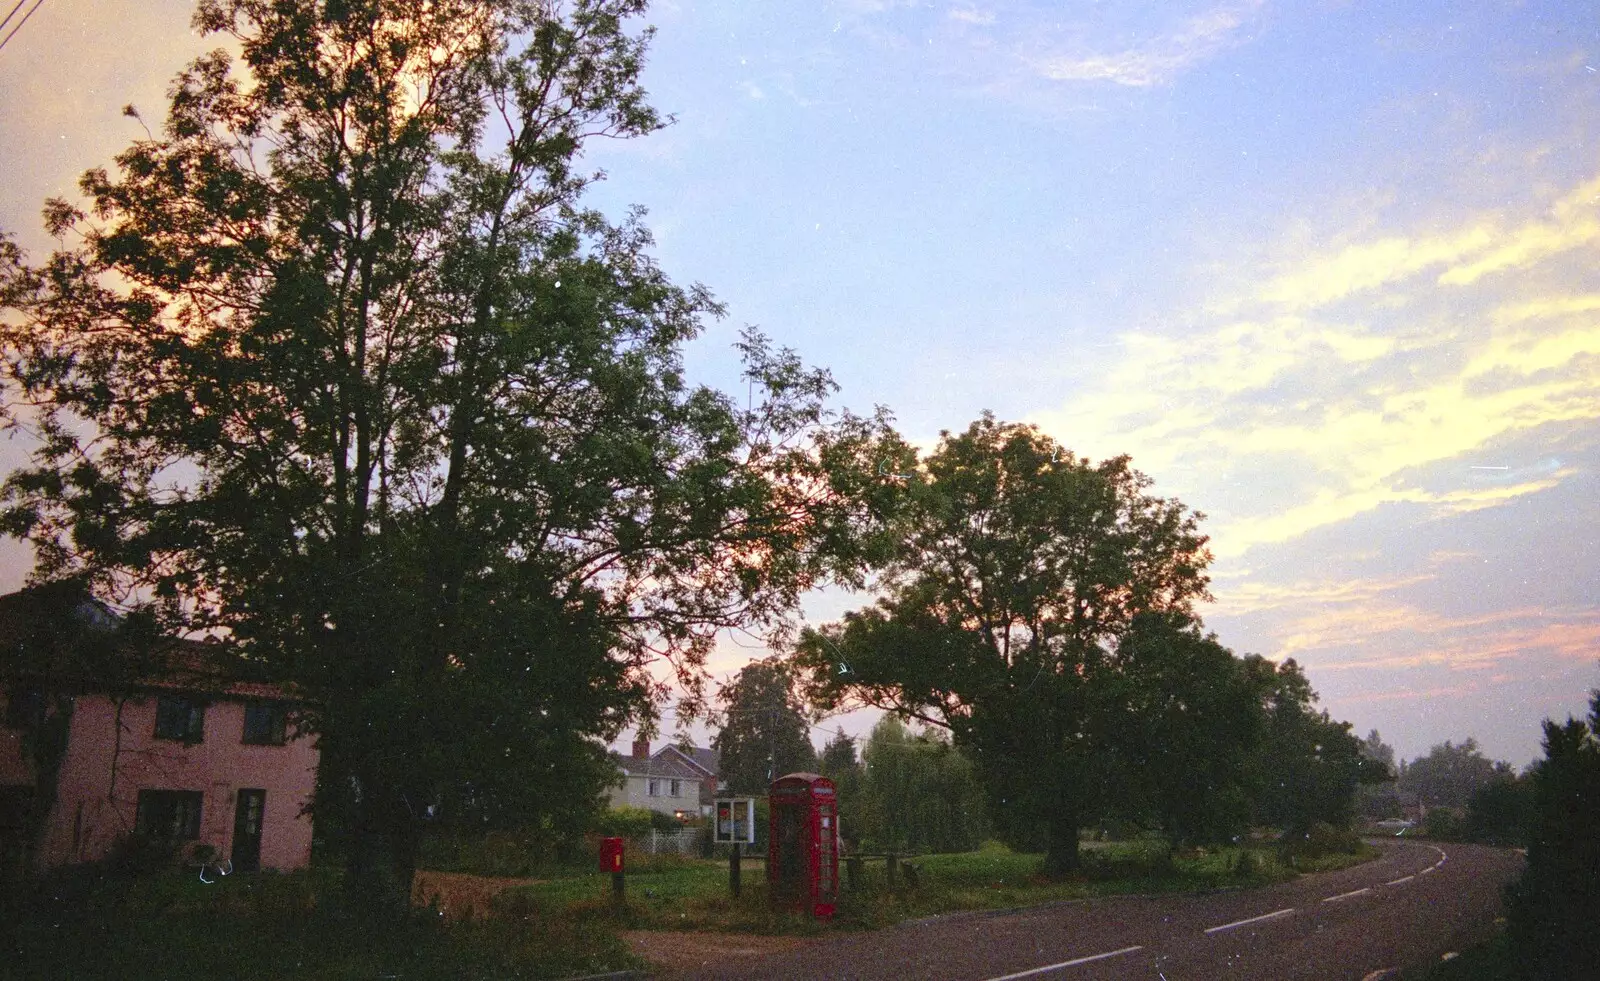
top-left (886, 853), bottom-right (898, 890)
top-left (612, 870), bottom-right (625, 907)
top-left (846, 855), bottom-right (862, 892)
top-left (729, 842), bottom-right (742, 898)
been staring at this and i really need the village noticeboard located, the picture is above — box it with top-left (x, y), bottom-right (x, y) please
top-left (714, 797), bottom-right (756, 844)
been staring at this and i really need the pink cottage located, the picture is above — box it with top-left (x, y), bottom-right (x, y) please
top-left (0, 585), bottom-right (318, 878)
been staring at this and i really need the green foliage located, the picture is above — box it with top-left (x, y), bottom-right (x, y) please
top-left (6, 864), bottom-right (637, 980)
top-left (853, 716), bottom-right (988, 854)
top-left (1244, 656), bottom-right (1369, 833)
top-left (794, 415), bottom-right (1214, 875)
top-left (1463, 776), bottom-right (1534, 846)
top-left (1, 0), bottom-right (892, 913)
top-left (1504, 690), bottom-right (1600, 978)
top-left (1422, 806), bottom-right (1468, 841)
top-left (818, 726), bottom-right (866, 846)
top-left (590, 806), bottom-right (655, 840)
top-left (1402, 739), bottom-right (1515, 809)
top-left (1101, 612), bottom-right (1261, 848)
top-left (711, 657), bottom-right (819, 794)
top-left (1278, 821), bottom-right (1363, 863)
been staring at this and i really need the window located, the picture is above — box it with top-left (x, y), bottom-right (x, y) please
top-left (670, 779), bottom-right (681, 798)
top-left (241, 701), bottom-right (286, 745)
top-left (154, 695), bottom-right (206, 743)
top-left (135, 789), bottom-right (203, 840)
top-left (647, 778), bottom-right (661, 797)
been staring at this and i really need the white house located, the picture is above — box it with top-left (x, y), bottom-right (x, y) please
top-left (608, 738), bottom-right (722, 819)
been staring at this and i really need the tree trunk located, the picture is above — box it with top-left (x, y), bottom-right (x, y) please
top-left (343, 781), bottom-right (419, 918)
top-left (1041, 803), bottom-right (1081, 878)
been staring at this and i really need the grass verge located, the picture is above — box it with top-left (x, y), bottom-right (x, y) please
top-left (495, 838), bottom-right (1381, 935)
top-left (1, 863), bottom-right (642, 981)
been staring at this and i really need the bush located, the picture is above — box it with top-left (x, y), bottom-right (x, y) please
top-left (1279, 822), bottom-right (1362, 862)
top-left (1422, 806), bottom-right (1467, 841)
top-left (103, 832), bottom-right (181, 876)
top-left (590, 807), bottom-right (654, 839)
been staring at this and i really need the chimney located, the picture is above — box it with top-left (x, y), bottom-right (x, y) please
top-left (632, 736), bottom-right (649, 760)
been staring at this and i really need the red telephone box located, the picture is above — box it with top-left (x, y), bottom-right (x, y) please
top-left (768, 773), bottom-right (838, 919)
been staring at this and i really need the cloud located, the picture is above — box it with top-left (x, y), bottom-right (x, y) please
top-left (1029, 2), bottom-right (1265, 87)
top-left (1033, 168), bottom-right (1600, 560)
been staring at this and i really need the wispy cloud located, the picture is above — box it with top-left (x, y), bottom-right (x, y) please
top-left (1033, 168), bottom-right (1600, 560)
top-left (1028, 2), bottom-right (1265, 87)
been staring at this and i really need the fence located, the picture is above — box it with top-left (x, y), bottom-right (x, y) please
top-left (644, 828), bottom-right (703, 856)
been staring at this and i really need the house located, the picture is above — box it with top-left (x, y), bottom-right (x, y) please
top-left (0, 585), bottom-right (318, 879)
top-left (607, 737), bottom-right (723, 819)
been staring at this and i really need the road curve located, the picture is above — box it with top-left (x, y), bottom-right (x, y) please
top-left (669, 840), bottom-right (1523, 981)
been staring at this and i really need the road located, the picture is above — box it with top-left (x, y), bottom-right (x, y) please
top-left (669, 840), bottom-right (1523, 981)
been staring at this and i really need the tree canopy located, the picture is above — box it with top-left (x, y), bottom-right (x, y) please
top-left (710, 657), bottom-right (818, 794)
top-left (0, 0), bottom-right (893, 910)
top-left (1400, 738), bottom-right (1513, 809)
top-left (794, 414), bottom-right (1214, 873)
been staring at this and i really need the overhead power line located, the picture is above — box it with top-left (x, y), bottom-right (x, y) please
top-left (0, 0), bottom-right (45, 56)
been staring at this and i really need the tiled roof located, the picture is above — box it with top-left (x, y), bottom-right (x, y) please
top-left (611, 752), bottom-right (704, 781)
top-left (0, 585), bottom-right (307, 703)
top-left (662, 744), bottom-right (720, 777)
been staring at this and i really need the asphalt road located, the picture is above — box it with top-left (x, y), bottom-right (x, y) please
top-left (674, 840), bottom-right (1524, 981)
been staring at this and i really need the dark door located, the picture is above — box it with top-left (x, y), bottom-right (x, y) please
top-left (231, 789), bottom-right (265, 872)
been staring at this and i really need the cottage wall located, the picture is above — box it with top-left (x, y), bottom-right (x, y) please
top-left (27, 693), bottom-right (316, 871)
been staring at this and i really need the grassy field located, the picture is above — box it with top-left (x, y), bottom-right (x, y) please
top-left (2, 837), bottom-right (1382, 978)
top-left (1, 864), bottom-right (643, 981)
top-left (495, 838), bottom-right (1381, 934)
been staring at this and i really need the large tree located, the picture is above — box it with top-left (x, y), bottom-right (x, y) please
top-left (856, 716), bottom-right (988, 854)
top-left (1505, 691), bottom-right (1600, 977)
top-left (710, 658), bottom-right (818, 794)
top-left (1101, 612), bottom-right (1263, 850)
top-left (794, 414), bottom-right (1212, 875)
top-left (1245, 656), bottom-right (1375, 834)
top-left (1400, 738), bottom-right (1512, 809)
top-left (0, 0), bottom-right (892, 911)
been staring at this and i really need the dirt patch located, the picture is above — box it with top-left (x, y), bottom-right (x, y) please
top-left (412, 870), bottom-right (543, 920)
top-left (621, 930), bottom-right (815, 979)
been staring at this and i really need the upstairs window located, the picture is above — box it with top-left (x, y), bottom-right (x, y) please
top-left (135, 789), bottom-right (203, 840)
top-left (241, 701), bottom-right (286, 745)
top-left (154, 695), bottom-right (205, 743)
top-left (670, 779), bottom-right (681, 798)
top-left (647, 778), bottom-right (661, 797)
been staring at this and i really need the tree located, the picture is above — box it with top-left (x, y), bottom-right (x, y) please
top-left (856, 716), bottom-right (987, 854)
top-left (1245, 657), bottom-right (1374, 834)
top-left (817, 727), bottom-right (865, 847)
top-left (794, 415), bottom-right (1213, 875)
top-left (1102, 612), bottom-right (1262, 849)
top-left (1355, 729), bottom-right (1403, 820)
top-left (1505, 691), bottom-right (1600, 977)
top-left (0, 0), bottom-right (893, 913)
top-left (1463, 773), bottom-right (1533, 846)
top-left (711, 658), bottom-right (818, 794)
top-left (1400, 739), bottom-right (1508, 809)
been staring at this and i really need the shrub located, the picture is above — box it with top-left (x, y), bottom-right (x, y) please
top-left (591, 807), bottom-right (653, 839)
top-left (1279, 822), bottom-right (1362, 862)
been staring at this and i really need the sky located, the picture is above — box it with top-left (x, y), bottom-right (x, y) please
top-left (2, 0), bottom-right (1598, 768)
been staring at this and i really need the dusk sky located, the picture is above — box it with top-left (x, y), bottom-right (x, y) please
top-left (3, 0), bottom-right (1598, 768)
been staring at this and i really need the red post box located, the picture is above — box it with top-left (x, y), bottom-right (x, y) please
top-left (768, 773), bottom-right (838, 919)
top-left (599, 836), bottom-right (624, 873)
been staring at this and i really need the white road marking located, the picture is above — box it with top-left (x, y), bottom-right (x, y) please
top-left (1361, 970), bottom-right (1399, 981)
top-left (1386, 875), bottom-right (1415, 885)
top-left (1322, 887), bottom-right (1373, 903)
top-left (1204, 907), bottom-right (1297, 934)
top-left (981, 945), bottom-right (1144, 980)
top-left (1419, 867), bottom-right (1437, 875)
